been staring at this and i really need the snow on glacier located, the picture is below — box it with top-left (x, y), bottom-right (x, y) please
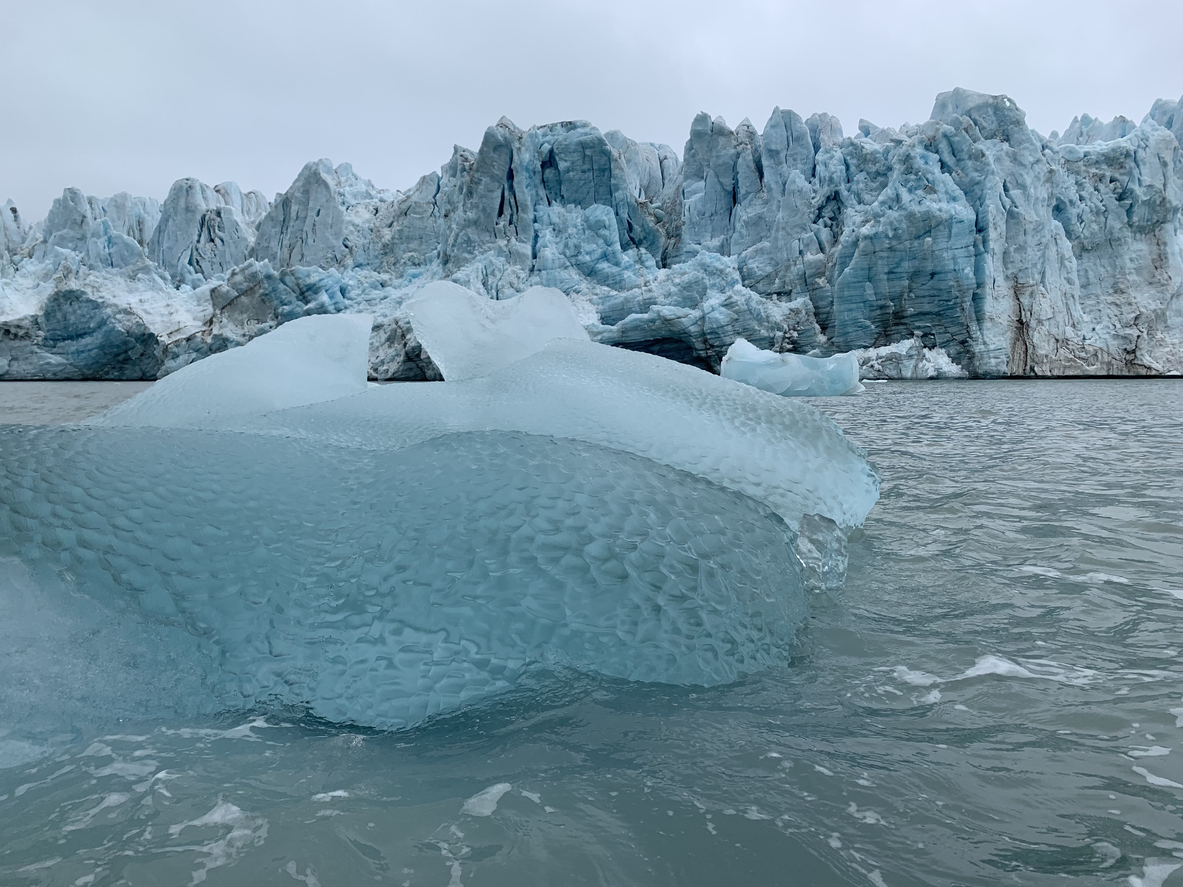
top-left (721, 337), bottom-right (864, 397)
top-left (0, 314), bottom-right (877, 732)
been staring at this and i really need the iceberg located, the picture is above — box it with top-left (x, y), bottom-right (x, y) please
top-left (721, 337), bottom-right (864, 396)
top-left (91, 313), bottom-right (373, 428)
top-left (0, 312), bottom-right (878, 731)
top-left (406, 281), bottom-right (589, 381)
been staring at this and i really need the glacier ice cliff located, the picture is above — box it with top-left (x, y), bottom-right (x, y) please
top-left (1, 315), bottom-right (878, 730)
top-left (2, 87), bottom-right (1182, 380)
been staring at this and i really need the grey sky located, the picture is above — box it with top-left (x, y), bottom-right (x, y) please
top-left (3, 0), bottom-right (1180, 220)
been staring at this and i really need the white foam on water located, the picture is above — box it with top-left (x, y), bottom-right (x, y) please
top-left (167, 800), bottom-right (269, 886)
top-left (284, 861), bottom-right (322, 887)
top-left (890, 666), bottom-right (941, 687)
top-left (15, 764), bottom-right (76, 798)
top-left (1129, 860), bottom-right (1183, 887)
top-left (1082, 572), bottom-right (1131, 585)
top-left (1018, 566), bottom-right (1064, 578)
top-left (62, 792), bottom-right (131, 832)
top-left (311, 790), bottom-right (349, 802)
top-left (1132, 767), bottom-right (1183, 790)
top-left (17, 857), bottom-right (62, 872)
top-left (0, 739), bottom-right (49, 770)
top-left (956, 655), bottom-right (1096, 685)
top-left (846, 803), bottom-right (885, 825)
top-left (90, 759), bottom-right (158, 779)
top-left (160, 717), bottom-right (277, 742)
top-left (1128, 747), bottom-right (1171, 758)
top-left (461, 783), bottom-right (513, 817)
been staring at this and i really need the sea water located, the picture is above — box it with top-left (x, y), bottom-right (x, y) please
top-left (1, 380), bottom-right (1181, 886)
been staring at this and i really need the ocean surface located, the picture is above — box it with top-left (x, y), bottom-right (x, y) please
top-left (2, 380), bottom-right (1182, 886)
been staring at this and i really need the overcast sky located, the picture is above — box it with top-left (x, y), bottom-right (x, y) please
top-left (3, 0), bottom-right (1181, 219)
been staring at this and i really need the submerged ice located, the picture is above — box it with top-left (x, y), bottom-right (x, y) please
top-left (0, 311), bottom-right (878, 731)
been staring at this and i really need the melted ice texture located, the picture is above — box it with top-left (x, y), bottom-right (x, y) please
top-left (721, 337), bottom-right (865, 397)
top-left (0, 308), bottom-right (878, 731)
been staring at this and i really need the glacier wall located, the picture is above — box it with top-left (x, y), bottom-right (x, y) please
top-left (2, 87), bottom-right (1182, 380)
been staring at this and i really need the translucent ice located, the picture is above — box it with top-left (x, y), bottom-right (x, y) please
top-left (720, 338), bottom-right (864, 397)
top-left (2, 316), bottom-right (878, 732)
top-left (406, 281), bottom-right (589, 381)
top-left (91, 313), bottom-right (372, 428)
top-left (0, 427), bottom-right (806, 730)
top-left (246, 339), bottom-right (880, 529)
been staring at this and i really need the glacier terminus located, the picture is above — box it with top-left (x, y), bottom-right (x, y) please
top-left (2, 87), bottom-right (1182, 381)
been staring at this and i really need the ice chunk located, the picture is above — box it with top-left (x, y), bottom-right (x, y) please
top-left (462, 783), bottom-right (513, 817)
top-left (855, 336), bottom-right (968, 380)
top-left (248, 338), bottom-right (880, 529)
top-left (721, 338), bottom-right (864, 397)
top-left (90, 313), bottom-right (372, 428)
top-left (0, 426), bottom-right (807, 731)
top-left (0, 315), bottom-right (877, 733)
top-left (795, 514), bottom-right (849, 594)
top-left (406, 281), bottom-right (589, 380)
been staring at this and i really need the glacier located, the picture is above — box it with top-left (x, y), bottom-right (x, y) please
top-left (0, 315), bottom-right (878, 730)
top-left (2, 87), bottom-right (1181, 381)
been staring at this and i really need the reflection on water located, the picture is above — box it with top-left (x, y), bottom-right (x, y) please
top-left (2, 380), bottom-right (1182, 886)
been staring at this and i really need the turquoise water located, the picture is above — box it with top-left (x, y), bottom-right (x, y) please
top-left (2, 380), bottom-right (1182, 886)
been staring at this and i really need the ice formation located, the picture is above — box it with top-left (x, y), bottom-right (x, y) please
top-left (92, 313), bottom-right (373, 428)
top-left (721, 337), bottom-right (863, 396)
top-left (406, 281), bottom-right (589, 381)
top-left (2, 87), bottom-right (1181, 381)
top-left (855, 336), bottom-right (969, 380)
top-left (0, 316), bottom-right (878, 731)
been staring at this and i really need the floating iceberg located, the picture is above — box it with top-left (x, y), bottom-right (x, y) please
top-left (0, 308), bottom-right (878, 731)
top-left (91, 313), bottom-right (373, 428)
top-left (721, 338), bottom-right (864, 397)
top-left (406, 281), bottom-right (589, 381)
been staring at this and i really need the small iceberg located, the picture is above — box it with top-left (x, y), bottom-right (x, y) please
top-left (721, 338), bottom-right (864, 397)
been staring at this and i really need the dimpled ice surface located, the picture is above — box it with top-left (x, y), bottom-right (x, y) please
top-left (0, 427), bottom-right (805, 730)
top-left (721, 337), bottom-right (865, 397)
top-left (1, 309), bottom-right (878, 731)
